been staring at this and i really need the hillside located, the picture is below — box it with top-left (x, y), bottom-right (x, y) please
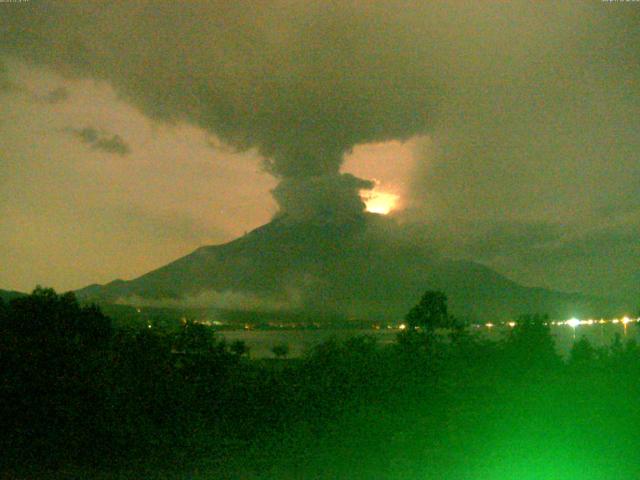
top-left (76, 215), bottom-right (626, 322)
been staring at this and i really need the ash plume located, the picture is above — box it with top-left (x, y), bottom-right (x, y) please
top-left (0, 1), bottom-right (443, 220)
top-left (272, 174), bottom-right (374, 225)
top-left (1, 2), bottom-right (638, 249)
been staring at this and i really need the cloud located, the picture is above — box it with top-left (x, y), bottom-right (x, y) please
top-left (425, 221), bottom-right (565, 260)
top-left (412, 216), bottom-right (640, 301)
top-left (68, 126), bottom-right (131, 156)
top-left (2, 3), bottom-right (636, 182)
top-left (0, 60), bottom-right (70, 103)
top-left (115, 289), bottom-right (300, 312)
top-left (39, 86), bottom-right (68, 104)
top-left (106, 205), bottom-right (226, 245)
top-left (0, 1), bottom-right (444, 219)
top-left (5, 2), bottom-right (635, 220)
top-left (94, 135), bottom-right (130, 156)
top-left (272, 173), bottom-right (374, 225)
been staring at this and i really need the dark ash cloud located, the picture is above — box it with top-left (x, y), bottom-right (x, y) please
top-left (93, 135), bottom-right (130, 156)
top-left (272, 173), bottom-right (374, 225)
top-left (0, 1), bottom-right (445, 219)
top-left (68, 126), bottom-right (131, 156)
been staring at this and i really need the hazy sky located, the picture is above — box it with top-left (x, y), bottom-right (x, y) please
top-left (1, 1), bottom-right (638, 301)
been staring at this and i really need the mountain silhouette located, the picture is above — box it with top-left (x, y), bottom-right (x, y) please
top-left (76, 215), bottom-right (625, 322)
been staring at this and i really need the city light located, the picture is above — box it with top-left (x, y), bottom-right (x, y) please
top-left (566, 318), bottom-right (580, 328)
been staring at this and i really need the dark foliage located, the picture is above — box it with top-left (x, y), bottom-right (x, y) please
top-left (405, 290), bottom-right (450, 331)
top-left (505, 313), bottom-right (560, 370)
top-left (2, 288), bottom-right (640, 479)
top-left (271, 342), bottom-right (290, 359)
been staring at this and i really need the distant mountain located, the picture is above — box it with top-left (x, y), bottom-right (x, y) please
top-left (76, 215), bottom-right (628, 322)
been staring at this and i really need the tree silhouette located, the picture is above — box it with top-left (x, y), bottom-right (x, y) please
top-left (405, 290), bottom-right (449, 331)
top-left (507, 313), bottom-right (559, 368)
top-left (174, 320), bottom-right (217, 355)
top-left (6, 286), bottom-right (111, 347)
top-left (569, 336), bottom-right (596, 368)
top-left (0, 287), bottom-right (115, 464)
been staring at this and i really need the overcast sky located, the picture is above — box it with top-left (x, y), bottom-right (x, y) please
top-left (1, 1), bottom-right (638, 302)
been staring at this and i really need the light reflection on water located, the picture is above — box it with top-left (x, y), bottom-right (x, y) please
top-left (219, 323), bottom-right (639, 359)
top-left (220, 329), bottom-right (398, 359)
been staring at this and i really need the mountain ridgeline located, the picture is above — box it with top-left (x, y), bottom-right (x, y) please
top-left (76, 215), bottom-right (625, 323)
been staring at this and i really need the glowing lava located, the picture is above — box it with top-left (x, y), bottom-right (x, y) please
top-left (362, 190), bottom-right (399, 215)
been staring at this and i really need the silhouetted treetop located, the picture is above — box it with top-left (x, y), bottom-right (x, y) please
top-left (405, 290), bottom-right (449, 331)
top-left (4, 286), bottom-right (112, 346)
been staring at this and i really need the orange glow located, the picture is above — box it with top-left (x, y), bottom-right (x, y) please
top-left (362, 190), bottom-right (399, 215)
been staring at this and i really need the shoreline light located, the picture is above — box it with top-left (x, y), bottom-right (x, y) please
top-left (566, 318), bottom-right (580, 328)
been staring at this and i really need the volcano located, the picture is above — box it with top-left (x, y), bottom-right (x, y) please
top-left (76, 215), bottom-right (624, 323)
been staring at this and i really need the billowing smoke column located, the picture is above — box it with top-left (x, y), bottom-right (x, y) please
top-left (0, 1), bottom-right (441, 222)
top-left (272, 174), bottom-right (374, 225)
top-left (2, 1), bottom-right (635, 229)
